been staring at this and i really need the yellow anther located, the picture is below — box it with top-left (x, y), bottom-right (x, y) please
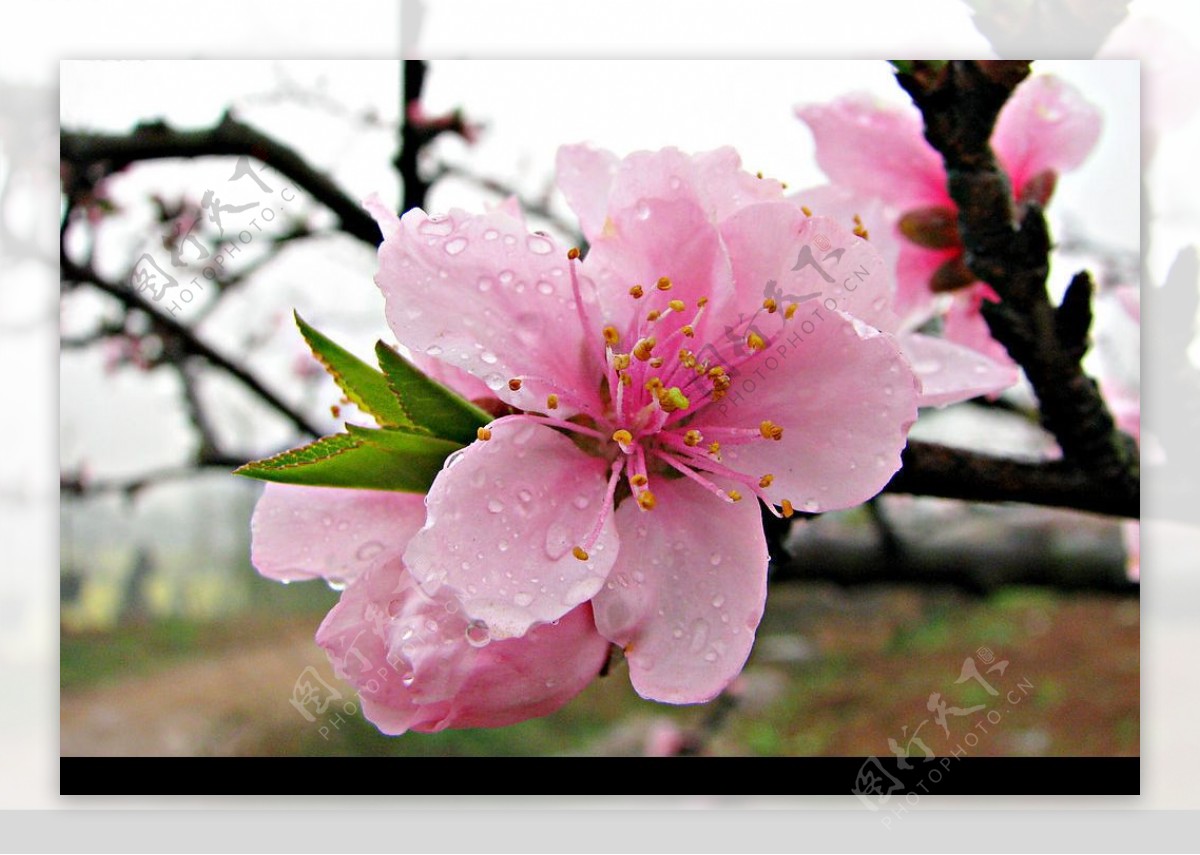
top-left (612, 429), bottom-right (633, 445)
top-left (629, 284), bottom-right (644, 299)
top-left (708, 366), bottom-right (726, 378)
top-left (612, 353), bottom-right (631, 371)
top-left (781, 499), bottom-right (795, 518)
top-left (646, 310), bottom-right (661, 322)
top-left (762, 298), bottom-right (778, 313)
top-left (644, 376), bottom-right (664, 392)
top-left (567, 247), bottom-right (581, 260)
top-left (683, 429), bottom-right (703, 447)
top-left (603, 325), bottom-right (620, 346)
top-left (756, 171), bottom-right (764, 179)
top-left (633, 338), bottom-right (657, 361)
top-left (630, 474), bottom-right (649, 487)
top-left (727, 490), bottom-right (743, 502)
top-left (649, 356), bottom-right (664, 368)
top-left (759, 420), bottom-right (784, 441)
top-left (801, 205), bottom-right (812, 217)
top-left (785, 303), bottom-right (798, 320)
top-left (678, 349), bottom-right (697, 369)
top-left (476, 427), bottom-right (492, 441)
top-left (657, 386), bottom-right (690, 413)
top-left (656, 277), bottom-right (672, 291)
top-left (638, 490), bottom-right (657, 510)
top-left (697, 296), bottom-right (709, 307)
top-left (508, 378), bottom-right (523, 391)
top-left (620, 373), bottom-right (632, 387)
top-left (681, 325), bottom-right (695, 338)
top-left (572, 546), bottom-right (589, 561)
top-left (707, 441), bottom-right (721, 456)
top-left (759, 474), bottom-right (774, 488)
top-left (546, 394), bottom-right (559, 410)
top-left (747, 331), bottom-right (766, 351)
top-left (781, 182), bottom-right (789, 190)
top-left (853, 214), bottom-right (869, 240)
top-left (668, 299), bottom-right (686, 313)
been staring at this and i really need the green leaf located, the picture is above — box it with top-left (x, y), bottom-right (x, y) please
top-left (375, 341), bottom-right (492, 444)
top-left (234, 429), bottom-right (461, 493)
top-left (294, 311), bottom-right (417, 430)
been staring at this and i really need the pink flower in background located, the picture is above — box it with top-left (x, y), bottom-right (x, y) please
top-left (797, 74), bottom-right (1102, 369)
top-left (251, 484), bottom-right (609, 733)
top-left (370, 145), bottom-right (921, 705)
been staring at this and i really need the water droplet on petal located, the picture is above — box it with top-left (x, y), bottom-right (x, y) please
top-left (483, 228), bottom-right (499, 241)
top-left (527, 235), bottom-right (553, 255)
top-left (536, 280), bottom-right (554, 295)
top-left (484, 373), bottom-right (505, 391)
top-left (418, 216), bottom-right (454, 237)
top-left (487, 498), bottom-right (505, 514)
top-left (465, 619), bottom-right (491, 647)
top-left (689, 618), bottom-right (709, 653)
top-left (572, 495), bottom-right (591, 510)
top-left (477, 276), bottom-right (494, 292)
top-left (672, 626), bottom-right (685, 639)
top-left (514, 591), bottom-right (534, 607)
top-left (803, 499), bottom-right (820, 513)
top-left (424, 344), bottom-right (443, 357)
top-left (480, 350), bottom-right (498, 365)
top-left (711, 594), bottom-right (726, 608)
top-left (517, 488), bottom-right (533, 503)
top-left (635, 200), bottom-right (651, 221)
top-left (444, 237), bottom-right (468, 255)
top-left (709, 552), bottom-right (722, 566)
top-left (357, 541), bottom-right (385, 561)
top-left (704, 650), bottom-right (719, 663)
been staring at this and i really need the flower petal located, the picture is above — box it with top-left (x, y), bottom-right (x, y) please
top-left (556, 143), bottom-right (620, 241)
top-left (797, 95), bottom-right (949, 210)
top-left (901, 332), bottom-right (1019, 408)
top-left (591, 476), bottom-right (768, 704)
top-left (700, 311), bottom-right (919, 512)
top-left (316, 558), bottom-right (609, 734)
top-left (719, 204), bottom-right (899, 335)
top-left (993, 75), bottom-right (1102, 194)
top-left (373, 206), bottom-right (602, 417)
top-left (402, 419), bottom-right (619, 640)
top-left (943, 285), bottom-right (1015, 368)
top-left (250, 483), bottom-right (426, 584)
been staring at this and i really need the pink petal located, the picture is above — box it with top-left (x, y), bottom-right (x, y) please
top-left (373, 205), bottom-right (602, 417)
top-left (555, 144), bottom-right (620, 241)
top-left (719, 205), bottom-right (899, 335)
top-left (363, 194), bottom-right (400, 240)
top-left (316, 558), bottom-right (609, 734)
top-left (895, 241), bottom-right (958, 325)
top-left (591, 476), bottom-right (768, 704)
top-left (796, 95), bottom-right (949, 210)
top-left (700, 311), bottom-right (920, 512)
top-left (402, 420), bottom-right (620, 640)
top-left (993, 75), bottom-right (1102, 194)
top-left (582, 195), bottom-right (735, 341)
top-left (901, 332), bottom-right (1019, 408)
top-left (250, 484), bottom-right (426, 584)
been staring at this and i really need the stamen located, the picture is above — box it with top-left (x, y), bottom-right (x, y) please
top-left (683, 429), bottom-right (703, 447)
top-left (681, 325), bottom-right (695, 338)
top-left (637, 490), bottom-right (657, 510)
top-left (762, 298), bottom-right (778, 313)
top-left (508, 378), bottom-right (523, 391)
top-left (668, 299), bottom-right (686, 313)
top-left (612, 428), bottom-right (633, 446)
top-left (486, 412), bottom-right (607, 441)
top-left (656, 277), bottom-right (672, 291)
top-left (476, 427), bottom-right (492, 441)
top-left (567, 247), bottom-right (581, 260)
top-left (727, 490), bottom-right (743, 502)
top-left (629, 285), bottom-right (644, 299)
top-left (781, 499), bottom-right (795, 518)
top-left (697, 297), bottom-right (709, 307)
top-left (546, 394), bottom-right (559, 410)
top-left (785, 303), bottom-right (798, 320)
top-left (572, 546), bottom-right (589, 561)
top-left (603, 325), bottom-right (620, 346)
top-left (646, 310), bottom-right (661, 322)
top-left (747, 331), bottom-right (766, 351)
top-left (801, 205), bottom-right (812, 217)
top-left (630, 474), bottom-right (648, 487)
top-left (578, 457), bottom-right (626, 553)
top-left (759, 474), bottom-right (774, 488)
top-left (708, 441), bottom-right (721, 456)
top-left (853, 214), bottom-right (869, 240)
top-left (633, 338), bottom-right (656, 361)
top-left (611, 353), bottom-right (631, 371)
top-left (649, 356), bottom-right (664, 368)
top-left (759, 420), bottom-right (784, 441)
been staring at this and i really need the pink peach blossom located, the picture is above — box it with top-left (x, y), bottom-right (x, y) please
top-left (369, 145), bottom-right (922, 705)
top-left (251, 484), bottom-right (609, 733)
top-left (797, 74), bottom-right (1102, 369)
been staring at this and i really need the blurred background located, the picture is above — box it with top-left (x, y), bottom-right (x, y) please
top-left (53, 57), bottom-right (1150, 759)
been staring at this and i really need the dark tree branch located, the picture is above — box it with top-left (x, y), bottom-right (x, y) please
top-left (397, 60), bottom-right (432, 213)
top-left (61, 256), bottom-right (323, 439)
top-left (61, 111), bottom-right (382, 248)
top-left (894, 60), bottom-right (1138, 516)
